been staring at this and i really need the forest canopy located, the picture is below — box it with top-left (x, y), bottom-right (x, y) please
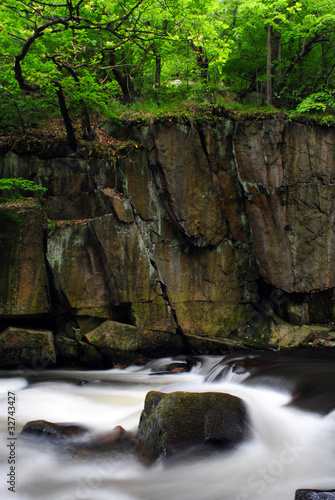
top-left (0, 0), bottom-right (334, 145)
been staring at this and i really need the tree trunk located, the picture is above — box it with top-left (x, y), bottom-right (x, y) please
top-left (266, 23), bottom-right (272, 107)
top-left (54, 82), bottom-right (77, 151)
top-left (110, 52), bottom-right (136, 102)
top-left (155, 54), bottom-right (161, 88)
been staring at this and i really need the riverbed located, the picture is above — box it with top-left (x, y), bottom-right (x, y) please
top-left (0, 351), bottom-right (335, 500)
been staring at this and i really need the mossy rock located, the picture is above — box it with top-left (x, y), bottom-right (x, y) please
top-left (137, 391), bottom-right (250, 465)
top-left (78, 341), bottom-right (104, 368)
top-left (85, 320), bottom-right (184, 362)
top-left (54, 336), bottom-right (78, 360)
top-left (0, 326), bottom-right (56, 369)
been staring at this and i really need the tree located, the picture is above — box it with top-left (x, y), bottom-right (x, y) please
top-left (0, 0), bottom-right (334, 126)
top-left (0, 0), bottom-right (152, 144)
top-left (222, 0), bottom-right (335, 107)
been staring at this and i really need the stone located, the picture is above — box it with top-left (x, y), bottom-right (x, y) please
top-left (0, 205), bottom-right (51, 317)
top-left (90, 214), bottom-right (159, 304)
top-left (47, 223), bottom-right (111, 311)
top-left (85, 320), bottom-right (184, 361)
top-left (54, 336), bottom-right (78, 359)
top-left (0, 151), bottom-right (116, 220)
top-left (154, 239), bottom-right (257, 337)
top-left (75, 315), bottom-right (106, 335)
top-left (21, 420), bottom-right (89, 440)
top-left (101, 188), bottom-right (133, 223)
top-left (117, 149), bottom-right (158, 221)
top-left (129, 297), bottom-right (177, 333)
top-left (71, 425), bottom-right (137, 456)
top-left (0, 327), bottom-right (56, 368)
top-left (231, 311), bottom-right (332, 349)
top-left (295, 490), bottom-right (335, 500)
top-left (268, 323), bottom-right (331, 349)
top-left (3, 117), bottom-right (335, 357)
top-left (141, 122), bottom-right (229, 246)
top-left (137, 391), bottom-right (250, 465)
top-left (234, 119), bottom-right (335, 294)
top-left (77, 340), bottom-right (104, 368)
top-left (274, 288), bottom-right (334, 326)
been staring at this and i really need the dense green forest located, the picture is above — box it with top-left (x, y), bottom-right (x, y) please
top-left (0, 0), bottom-right (334, 146)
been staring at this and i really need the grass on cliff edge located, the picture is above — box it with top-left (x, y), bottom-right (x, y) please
top-left (110, 93), bottom-right (335, 127)
top-left (1, 97), bottom-right (335, 155)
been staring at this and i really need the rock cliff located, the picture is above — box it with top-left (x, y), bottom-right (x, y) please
top-left (1, 116), bottom-right (335, 367)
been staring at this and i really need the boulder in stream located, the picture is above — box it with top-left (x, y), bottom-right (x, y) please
top-left (21, 419), bottom-right (89, 440)
top-left (136, 391), bottom-right (250, 465)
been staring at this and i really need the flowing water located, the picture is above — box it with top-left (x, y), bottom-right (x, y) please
top-left (0, 351), bottom-right (335, 500)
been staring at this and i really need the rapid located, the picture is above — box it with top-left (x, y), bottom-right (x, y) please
top-left (0, 351), bottom-right (335, 500)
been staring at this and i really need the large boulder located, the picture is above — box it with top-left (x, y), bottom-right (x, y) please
top-left (85, 320), bottom-right (184, 364)
top-left (0, 327), bottom-right (56, 368)
top-left (136, 391), bottom-right (250, 465)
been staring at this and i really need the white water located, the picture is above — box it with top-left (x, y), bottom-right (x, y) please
top-left (0, 356), bottom-right (334, 500)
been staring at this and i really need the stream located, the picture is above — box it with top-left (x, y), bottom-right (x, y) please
top-left (0, 350), bottom-right (335, 500)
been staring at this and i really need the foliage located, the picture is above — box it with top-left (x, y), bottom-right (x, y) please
top-left (0, 178), bottom-right (47, 202)
top-left (296, 91), bottom-right (335, 113)
top-left (0, 0), bottom-right (334, 139)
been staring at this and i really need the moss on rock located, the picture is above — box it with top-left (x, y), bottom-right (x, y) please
top-left (137, 391), bottom-right (250, 465)
top-left (0, 326), bottom-right (56, 368)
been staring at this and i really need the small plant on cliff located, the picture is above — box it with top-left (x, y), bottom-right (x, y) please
top-left (0, 178), bottom-right (47, 203)
top-left (48, 220), bottom-right (59, 231)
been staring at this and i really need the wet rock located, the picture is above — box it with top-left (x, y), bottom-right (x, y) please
top-left (21, 420), bottom-right (89, 440)
top-left (71, 425), bottom-right (137, 456)
top-left (268, 323), bottom-right (331, 349)
top-left (85, 320), bottom-right (184, 363)
top-left (295, 490), bottom-right (335, 500)
top-left (0, 327), bottom-right (56, 368)
top-left (137, 391), bottom-right (250, 465)
top-left (230, 311), bottom-right (332, 349)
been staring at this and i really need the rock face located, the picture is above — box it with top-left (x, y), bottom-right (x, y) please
top-left (1, 116), bottom-right (335, 366)
top-left (0, 327), bottom-right (56, 368)
top-left (0, 204), bottom-right (51, 317)
top-left (234, 120), bottom-right (335, 294)
top-left (136, 391), bottom-right (250, 464)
